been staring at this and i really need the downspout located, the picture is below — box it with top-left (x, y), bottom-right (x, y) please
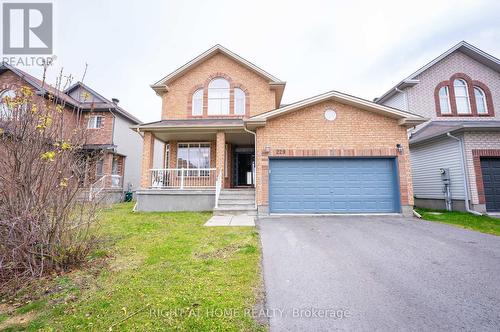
top-left (243, 123), bottom-right (258, 210)
top-left (447, 132), bottom-right (482, 215)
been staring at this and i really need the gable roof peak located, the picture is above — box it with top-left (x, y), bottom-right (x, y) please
top-left (151, 44), bottom-right (285, 88)
top-left (376, 40), bottom-right (500, 104)
top-left (247, 89), bottom-right (426, 128)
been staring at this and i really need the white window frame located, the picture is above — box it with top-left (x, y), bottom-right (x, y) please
top-left (192, 89), bottom-right (203, 116)
top-left (176, 142), bottom-right (211, 176)
top-left (453, 79), bottom-right (471, 114)
top-left (164, 143), bottom-right (170, 168)
top-left (474, 86), bottom-right (488, 115)
top-left (88, 115), bottom-right (103, 129)
top-left (0, 89), bottom-right (17, 120)
top-left (439, 86), bottom-right (452, 114)
top-left (234, 88), bottom-right (246, 115)
top-left (208, 78), bottom-right (230, 115)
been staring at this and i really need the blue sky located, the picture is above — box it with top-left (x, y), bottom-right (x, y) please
top-left (12, 0), bottom-right (500, 122)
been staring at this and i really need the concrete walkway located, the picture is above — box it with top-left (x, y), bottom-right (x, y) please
top-left (204, 215), bottom-right (255, 226)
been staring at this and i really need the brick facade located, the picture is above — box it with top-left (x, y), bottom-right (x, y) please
top-left (255, 100), bottom-right (413, 209)
top-left (140, 132), bottom-right (155, 188)
top-left (82, 111), bottom-right (114, 145)
top-left (434, 72), bottom-right (494, 117)
top-left (0, 70), bottom-right (80, 139)
top-left (160, 53), bottom-right (276, 119)
top-left (139, 48), bottom-right (416, 215)
top-left (1, 69), bottom-right (137, 193)
top-left (406, 51), bottom-right (500, 122)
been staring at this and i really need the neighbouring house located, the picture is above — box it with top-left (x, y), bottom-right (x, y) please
top-left (376, 41), bottom-right (500, 214)
top-left (0, 63), bottom-right (143, 201)
top-left (134, 45), bottom-right (426, 216)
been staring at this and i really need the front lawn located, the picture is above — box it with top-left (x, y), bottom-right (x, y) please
top-left (416, 208), bottom-right (500, 236)
top-left (0, 203), bottom-right (264, 331)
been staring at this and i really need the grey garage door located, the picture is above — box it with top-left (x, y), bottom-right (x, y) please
top-left (269, 158), bottom-right (400, 213)
top-left (481, 158), bottom-right (500, 212)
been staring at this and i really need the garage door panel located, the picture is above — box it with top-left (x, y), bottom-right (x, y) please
top-left (269, 158), bottom-right (400, 213)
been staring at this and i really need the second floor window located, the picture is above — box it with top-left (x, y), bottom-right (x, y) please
top-left (453, 79), bottom-right (471, 114)
top-left (474, 87), bottom-right (488, 115)
top-left (192, 89), bottom-right (203, 116)
top-left (88, 116), bottom-right (103, 129)
top-left (208, 78), bottom-right (230, 115)
top-left (234, 88), bottom-right (246, 115)
top-left (438, 86), bottom-right (451, 115)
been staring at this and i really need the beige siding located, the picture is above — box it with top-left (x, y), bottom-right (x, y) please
top-left (410, 137), bottom-right (465, 200)
top-left (382, 90), bottom-right (408, 111)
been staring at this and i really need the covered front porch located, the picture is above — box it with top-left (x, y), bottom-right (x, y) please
top-left (135, 119), bottom-right (256, 212)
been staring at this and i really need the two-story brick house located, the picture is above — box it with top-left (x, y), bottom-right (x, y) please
top-left (135, 45), bottom-right (426, 216)
top-left (376, 41), bottom-right (500, 213)
top-left (0, 63), bottom-right (143, 201)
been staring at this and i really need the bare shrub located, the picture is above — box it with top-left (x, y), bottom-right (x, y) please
top-left (0, 69), bottom-right (101, 294)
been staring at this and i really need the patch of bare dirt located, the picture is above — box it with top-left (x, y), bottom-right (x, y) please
top-left (193, 243), bottom-right (244, 260)
top-left (0, 311), bottom-right (37, 330)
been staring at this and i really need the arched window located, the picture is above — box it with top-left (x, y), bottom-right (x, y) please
top-left (234, 88), bottom-right (245, 115)
top-left (438, 86), bottom-right (451, 114)
top-left (453, 79), bottom-right (471, 114)
top-left (0, 89), bottom-right (16, 119)
top-left (208, 78), bottom-right (230, 115)
top-left (192, 88), bottom-right (203, 116)
top-left (474, 87), bottom-right (488, 115)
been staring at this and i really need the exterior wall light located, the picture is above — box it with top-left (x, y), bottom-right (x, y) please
top-left (396, 143), bottom-right (403, 154)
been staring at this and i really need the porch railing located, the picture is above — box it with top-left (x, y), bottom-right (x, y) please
top-left (89, 174), bottom-right (123, 201)
top-left (150, 168), bottom-right (216, 189)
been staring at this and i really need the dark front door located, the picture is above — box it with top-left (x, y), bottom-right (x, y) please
top-left (234, 148), bottom-right (254, 187)
top-left (481, 157), bottom-right (500, 212)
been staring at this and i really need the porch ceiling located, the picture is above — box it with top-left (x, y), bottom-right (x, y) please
top-left (152, 129), bottom-right (254, 145)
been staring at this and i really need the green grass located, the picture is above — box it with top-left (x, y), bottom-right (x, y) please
top-left (416, 208), bottom-right (500, 236)
top-left (1, 203), bottom-right (264, 331)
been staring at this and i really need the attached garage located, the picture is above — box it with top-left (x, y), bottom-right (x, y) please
top-left (269, 158), bottom-right (401, 214)
top-left (481, 158), bottom-right (500, 212)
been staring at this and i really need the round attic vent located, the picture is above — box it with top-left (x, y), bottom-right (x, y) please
top-left (324, 108), bottom-right (337, 121)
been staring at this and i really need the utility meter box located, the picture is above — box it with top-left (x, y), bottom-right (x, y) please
top-left (440, 168), bottom-right (450, 184)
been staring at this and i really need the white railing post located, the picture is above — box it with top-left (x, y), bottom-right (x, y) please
top-left (180, 168), bottom-right (185, 189)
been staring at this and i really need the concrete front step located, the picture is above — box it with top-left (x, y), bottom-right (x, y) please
top-left (213, 208), bottom-right (257, 216)
top-left (215, 188), bottom-right (256, 215)
top-left (219, 195), bottom-right (255, 201)
top-left (218, 200), bottom-right (255, 205)
top-left (221, 188), bottom-right (255, 191)
top-left (217, 203), bottom-right (255, 209)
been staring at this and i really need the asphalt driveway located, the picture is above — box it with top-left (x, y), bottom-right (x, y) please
top-left (258, 215), bottom-right (500, 331)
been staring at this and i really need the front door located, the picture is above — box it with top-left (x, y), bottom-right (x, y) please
top-left (234, 148), bottom-right (254, 187)
top-left (481, 157), bottom-right (500, 212)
